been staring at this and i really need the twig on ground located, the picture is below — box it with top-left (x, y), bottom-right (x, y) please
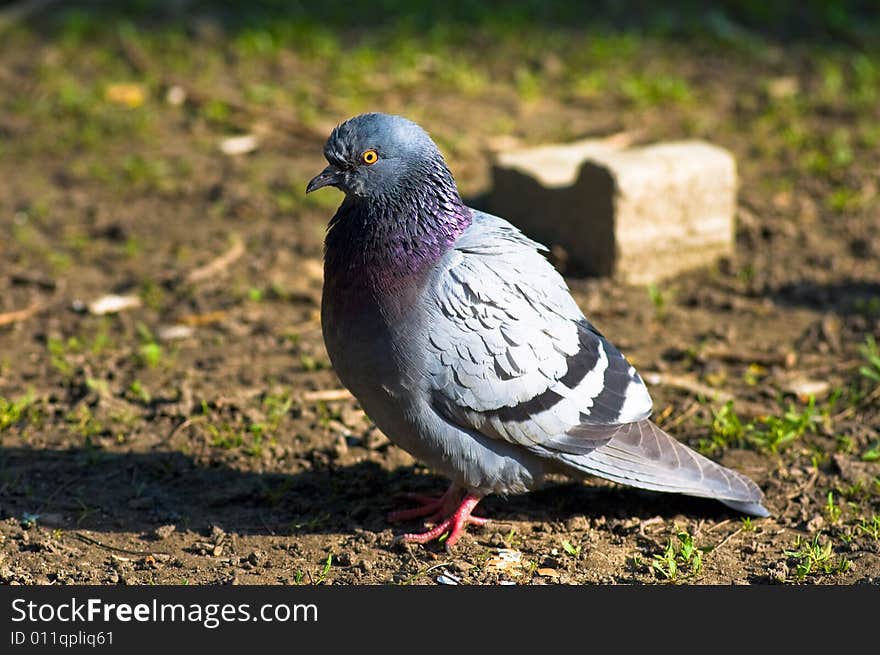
top-left (154, 416), bottom-right (206, 449)
top-left (642, 372), bottom-right (733, 403)
top-left (184, 234), bottom-right (245, 283)
top-left (786, 468), bottom-right (820, 500)
top-left (401, 560), bottom-right (456, 585)
top-left (176, 311), bottom-right (228, 326)
top-left (700, 345), bottom-right (795, 368)
top-left (284, 318), bottom-right (323, 334)
top-left (638, 516), bottom-right (665, 536)
top-left (791, 359), bottom-right (862, 376)
top-left (714, 527), bottom-right (743, 551)
top-left (658, 399), bottom-right (701, 431)
top-left (645, 373), bottom-right (772, 417)
top-left (706, 519), bottom-right (731, 533)
top-left (0, 300), bottom-right (44, 326)
top-left (833, 385), bottom-right (880, 421)
top-left (71, 531), bottom-right (167, 557)
top-left (301, 389), bottom-right (353, 403)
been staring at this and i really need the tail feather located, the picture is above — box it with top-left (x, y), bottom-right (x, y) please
top-left (719, 499), bottom-right (770, 518)
top-left (557, 419), bottom-right (769, 517)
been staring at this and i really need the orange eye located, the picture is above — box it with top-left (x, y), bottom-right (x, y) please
top-left (361, 149), bottom-right (379, 165)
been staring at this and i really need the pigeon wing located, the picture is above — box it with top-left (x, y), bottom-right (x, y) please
top-left (425, 212), bottom-right (653, 454)
top-left (425, 212), bottom-right (767, 515)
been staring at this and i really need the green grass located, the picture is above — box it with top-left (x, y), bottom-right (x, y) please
top-left (300, 355), bottom-right (328, 372)
top-left (121, 154), bottom-right (191, 193)
top-left (65, 404), bottom-right (106, 443)
top-left (824, 491), bottom-right (842, 524)
top-left (783, 534), bottom-right (852, 583)
top-left (651, 530), bottom-right (705, 581)
top-left (826, 185), bottom-right (864, 213)
top-left (856, 515), bottom-right (880, 541)
top-left (0, 392), bottom-right (38, 432)
top-left (647, 283), bottom-right (667, 319)
top-left (134, 322), bottom-right (169, 369)
top-left (699, 397), bottom-right (821, 455)
top-left (561, 539), bottom-right (581, 558)
top-left (316, 400), bottom-right (342, 428)
top-left (852, 296), bottom-right (880, 319)
top-left (620, 72), bottom-right (694, 107)
top-left (261, 390), bottom-right (295, 429)
top-left (315, 553), bottom-right (333, 585)
top-left (127, 380), bottom-right (152, 405)
top-left (138, 279), bottom-right (165, 311)
top-left (862, 443), bottom-right (880, 462)
top-left (46, 323), bottom-right (121, 382)
top-left (750, 397), bottom-right (821, 452)
top-left (47, 336), bottom-right (82, 379)
top-left (197, 390), bottom-right (294, 457)
top-left (205, 421), bottom-right (245, 451)
top-left (859, 335), bottom-right (880, 386)
top-left (700, 400), bottom-right (748, 453)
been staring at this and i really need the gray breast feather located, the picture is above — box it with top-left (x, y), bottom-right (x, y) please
top-left (425, 211), bottom-right (653, 455)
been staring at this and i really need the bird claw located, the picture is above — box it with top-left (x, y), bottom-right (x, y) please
top-left (387, 484), bottom-right (463, 523)
top-left (393, 493), bottom-right (486, 548)
top-left (387, 493), bottom-right (447, 523)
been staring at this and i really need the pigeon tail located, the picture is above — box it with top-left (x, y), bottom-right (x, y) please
top-left (719, 499), bottom-right (771, 518)
top-left (557, 419), bottom-right (769, 516)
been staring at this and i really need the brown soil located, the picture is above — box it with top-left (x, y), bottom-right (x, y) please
top-left (0, 6), bottom-right (878, 586)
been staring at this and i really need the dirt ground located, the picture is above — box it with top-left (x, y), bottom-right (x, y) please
top-left (0, 3), bottom-right (878, 586)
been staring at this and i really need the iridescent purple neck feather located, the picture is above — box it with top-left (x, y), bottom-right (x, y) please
top-left (324, 157), bottom-right (472, 286)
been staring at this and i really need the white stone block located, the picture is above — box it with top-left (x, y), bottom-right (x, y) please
top-left (487, 139), bottom-right (737, 284)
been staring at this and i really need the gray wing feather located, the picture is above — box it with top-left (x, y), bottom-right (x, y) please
top-left (426, 211), bottom-right (653, 452)
top-left (558, 420), bottom-right (768, 515)
top-left (424, 211), bottom-right (768, 516)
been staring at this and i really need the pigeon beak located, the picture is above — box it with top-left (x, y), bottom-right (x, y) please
top-left (306, 165), bottom-right (343, 194)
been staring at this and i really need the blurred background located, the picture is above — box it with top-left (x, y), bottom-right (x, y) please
top-left (0, 1), bottom-right (878, 585)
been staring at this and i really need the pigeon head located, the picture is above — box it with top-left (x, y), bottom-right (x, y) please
top-left (311, 113), bottom-right (472, 282)
top-left (307, 112), bottom-right (448, 198)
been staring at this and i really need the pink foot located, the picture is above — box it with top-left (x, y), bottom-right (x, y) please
top-left (393, 491), bottom-right (488, 548)
top-left (387, 485), bottom-right (462, 524)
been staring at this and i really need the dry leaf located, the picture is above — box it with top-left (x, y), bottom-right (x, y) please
top-left (165, 85), bottom-right (187, 106)
top-left (87, 294), bottom-right (142, 315)
top-left (105, 83), bottom-right (146, 108)
top-left (220, 134), bottom-right (259, 156)
top-left (485, 548), bottom-right (523, 575)
top-left (157, 325), bottom-right (195, 341)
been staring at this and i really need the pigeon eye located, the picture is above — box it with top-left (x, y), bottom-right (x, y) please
top-left (361, 149), bottom-right (379, 165)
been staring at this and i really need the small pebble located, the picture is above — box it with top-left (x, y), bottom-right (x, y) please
top-left (436, 573), bottom-right (460, 585)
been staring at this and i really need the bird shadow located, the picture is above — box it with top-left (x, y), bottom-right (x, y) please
top-left (1, 445), bottom-right (744, 543)
top-left (768, 279), bottom-right (880, 316)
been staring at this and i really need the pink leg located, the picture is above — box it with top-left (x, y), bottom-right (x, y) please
top-left (398, 493), bottom-right (487, 548)
top-left (387, 484), bottom-right (462, 524)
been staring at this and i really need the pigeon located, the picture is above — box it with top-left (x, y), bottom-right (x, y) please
top-left (307, 112), bottom-right (769, 547)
